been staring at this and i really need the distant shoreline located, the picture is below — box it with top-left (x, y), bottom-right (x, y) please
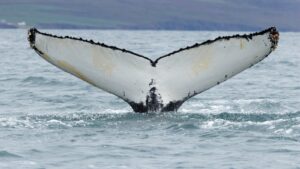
top-left (0, 27), bottom-right (297, 32)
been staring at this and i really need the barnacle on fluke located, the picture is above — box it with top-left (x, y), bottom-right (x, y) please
top-left (28, 27), bottom-right (279, 113)
top-left (268, 27), bottom-right (279, 50)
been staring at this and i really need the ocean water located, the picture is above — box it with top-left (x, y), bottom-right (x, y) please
top-left (0, 29), bottom-right (299, 169)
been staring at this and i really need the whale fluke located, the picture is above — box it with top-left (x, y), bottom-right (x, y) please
top-left (28, 27), bottom-right (279, 112)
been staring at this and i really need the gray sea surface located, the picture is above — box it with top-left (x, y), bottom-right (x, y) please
top-left (0, 29), bottom-right (299, 169)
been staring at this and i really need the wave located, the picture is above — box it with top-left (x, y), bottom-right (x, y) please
top-left (0, 151), bottom-right (22, 158)
top-left (1, 111), bottom-right (299, 131)
top-left (21, 76), bottom-right (77, 87)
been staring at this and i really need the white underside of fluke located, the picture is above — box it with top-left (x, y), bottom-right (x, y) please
top-left (28, 27), bottom-right (279, 112)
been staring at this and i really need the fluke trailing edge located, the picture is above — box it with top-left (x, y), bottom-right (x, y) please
top-left (28, 27), bottom-right (279, 113)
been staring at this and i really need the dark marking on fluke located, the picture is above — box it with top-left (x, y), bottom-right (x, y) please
top-left (28, 28), bottom-right (44, 56)
top-left (268, 27), bottom-right (279, 50)
top-left (28, 28), bottom-right (36, 45)
top-left (128, 100), bottom-right (183, 113)
top-left (127, 79), bottom-right (183, 113)
top-left (147, 79), bottom-right (160, 110)
top-left (146, 87), bottom-right (163, 112)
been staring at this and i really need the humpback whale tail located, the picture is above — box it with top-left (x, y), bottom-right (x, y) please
top-left (28, 27), bottom-right (279, 113)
